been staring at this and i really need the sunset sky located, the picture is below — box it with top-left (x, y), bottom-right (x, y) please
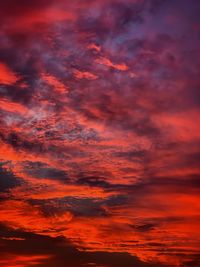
top-left (0, 1), bottom-right (200, 266)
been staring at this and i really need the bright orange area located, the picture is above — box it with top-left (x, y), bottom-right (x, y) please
top-left (95, 57), bottom-right (129, 71)
top-left (0, 98), bottom-right (28, 114)
top-left (0, 63), bottom-right (19, 85)
top-left (74, 70), bottom-right (98, 80)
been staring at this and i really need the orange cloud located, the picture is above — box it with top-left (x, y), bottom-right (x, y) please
top-left (74, 70), bottom-right (98, 80)
top-left (95, 57), bottom-right (128, 71)
top-left (153, 109), bottom-right (200, 142)
top-left (0, 98), bottom-right (28, 114)
top-left (87, 43), bottom-right (101, 52)
top-left (42, 73), bottom-right (68, 94)
top-left (0, 63), bottom-right (19, 85)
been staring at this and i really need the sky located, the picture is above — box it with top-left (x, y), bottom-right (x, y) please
top-left (0, 0), bottom-right (200, 266)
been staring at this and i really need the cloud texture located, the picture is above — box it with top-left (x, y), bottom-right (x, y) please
top-left (0, 0), bottom-right (200, 266)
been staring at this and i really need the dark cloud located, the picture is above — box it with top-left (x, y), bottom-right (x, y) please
top-left (181, 254), bottom-right (200, 267)
top-left (0, 224), bottom-right (170, 267)
top-left (0, 165), bottom-right (21, 193)
top-left (77, 0), bottom-right (145, 39)
top-left (113, 149), bottom-right (148, 161)
top-left (0, 131), bottom-right (45, 154)
top-left (148, 0), bottom-right (168, 14)
top-left (0, 84), bottom-right (34, 105)
top-left (0, 0), bottom-right (54, 16)
top-left (77, 175), bottom-right (112, 189)
top-left (28, 197), bottom-right (105, 218)
top-left (23, 161), bottom-right (68, 182)
top-left (28, 194), bottom-right (128, 218)
top-left (132, 223), bottom-right (156, 232)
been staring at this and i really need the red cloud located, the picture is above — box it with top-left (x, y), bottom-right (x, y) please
top-left (0, 63), bottom-right (19, 85)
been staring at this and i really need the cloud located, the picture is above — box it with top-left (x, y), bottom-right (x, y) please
top-left (0, 0), bottom-right (200, 266)
top-left (0, 62), bottom-right (19, 85)
top-left (95, 57), bottom-right (129, 71)
top-left (22, 161), bottom-right (68, 182)
top-left (0, 164), bottom-right (21, 193)
top-left (0, 224), bottom-right (170, 267)
top-left (74, 70), bottom-right (98, 80)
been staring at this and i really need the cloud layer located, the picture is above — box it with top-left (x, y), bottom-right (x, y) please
top-left (0, 0), bottom-right (200, 266)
